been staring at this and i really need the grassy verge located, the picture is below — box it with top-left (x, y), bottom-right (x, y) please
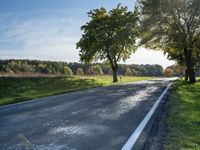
top-left (166, 78), bottom-right (200, 150)
top-left (80, 76), bottom-right (155, 85)
top-left (0, 76), bottom-right (155, 106)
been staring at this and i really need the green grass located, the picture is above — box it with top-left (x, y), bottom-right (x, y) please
top-left (166, 78), bottom-right (200, 150)
top-left (80, 76), bottom-right (155, 85)
top-left (0, 76), bottom-right (155, 106)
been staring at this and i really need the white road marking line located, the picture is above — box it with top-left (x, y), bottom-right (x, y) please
top-left (121, 79), bottom-right (175, 150)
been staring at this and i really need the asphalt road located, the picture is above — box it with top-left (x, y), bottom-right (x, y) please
top-left (0, 78), bottom-right (173, 150)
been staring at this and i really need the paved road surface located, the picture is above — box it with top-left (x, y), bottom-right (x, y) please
top-left (0, 78), bottom-right (173, 150)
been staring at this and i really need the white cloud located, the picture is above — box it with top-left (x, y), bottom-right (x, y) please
top-left (0, 9), bottom-right (85, 62)
top-left (0, 8), bottom-right (175, 68)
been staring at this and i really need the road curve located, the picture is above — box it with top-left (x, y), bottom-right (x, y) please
top-left (0, 78), bottom-right (173, 150)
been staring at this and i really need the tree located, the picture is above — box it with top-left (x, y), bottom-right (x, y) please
top-left (77, 4), bottom-right (139, 82)
top-left (125, 68), bottom-right (133, 76)
top-left (153, 65), bottom-right (164, 76)
top-left (20, 62), bottom-right (34, 72)
top-left (193, 36), bottom-right (200, 71)
top-left (63, 66), bottom-right (73, 76)
top-left (7, 60), bottom-right (21, 73)
top-left (91, 65), bottom-right (104, 76)
top-left (37, 64), bottom-right (46, 73)
top-left (85, 68), bottom-right (93, 75)
top-left (164, 68), bottom-right (174, 77)
top-left (76, 68), bottom-right (84, 76)
top-left (173, 65), bottom-right (184, 76)
top-left (165, 64), bottom-right (185, 77)
top-left (138, 0), bottom-right (200, 83)
top-left (164, 50), bottom-right (188, 79)
top-left (131, 68), bottom-right (138, 76)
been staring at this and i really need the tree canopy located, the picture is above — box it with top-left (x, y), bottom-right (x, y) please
top-left (77, 4), bottom-right (139, 82)
top-left (138, 0), bottom-right (200, 83)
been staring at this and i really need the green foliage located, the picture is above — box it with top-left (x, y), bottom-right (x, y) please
top-left (131, 68), bottom-right (138, 76)
top-left (125, 68), bottom-right (132, 76)
top-left (0, 60), bottom-right (165, 76)
top-left (85, 68), bottom-right (93, 75)
top-left (20, 62), bottom-right (35, 72)
top-left (77, 4), bottom-right (139, 82)
top-left (138, 0), bottom-right (200, 83)
top-left (76, 68), bottom-right (84, 76)
top-left (63, 66), bottom-right (73, 76)
top-left (37, 64), bottom-right (46, 73)
top-left (91, 65), bottom-right (104, 75)
top-left (7, 61), bottom-right (21, 73)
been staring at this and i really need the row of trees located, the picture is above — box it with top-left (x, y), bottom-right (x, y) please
top-left (77, 1), bottom-right (200, 83)
top-left (68, 62), bottom-right (163, 76)
top-left (0, 60), bottom-right (164, 76)
top-left (0, 60), bottom-right (73, 76)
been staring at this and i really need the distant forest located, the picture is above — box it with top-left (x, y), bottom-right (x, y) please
top-left (0, 59), bottom-right (164, 76)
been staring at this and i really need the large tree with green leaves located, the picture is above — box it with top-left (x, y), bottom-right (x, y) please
top-left (138, 0), bottom-right (200, 83)
top-left (77, 4), bottom-right (138, 82)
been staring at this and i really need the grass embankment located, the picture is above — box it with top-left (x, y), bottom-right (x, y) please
top-left (166, 78), bottom-right (200, 150)
top-left (0, 76), bottom-right (154, 106)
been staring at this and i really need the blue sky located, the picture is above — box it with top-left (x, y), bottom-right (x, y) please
top-left (0, 0), bottom-right (174, 68)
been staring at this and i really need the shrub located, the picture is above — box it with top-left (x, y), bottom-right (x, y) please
top-left (91, 65), bottom-right (104, 75)
top-left (63, 66), bottom-right (73, 76)
top-left (76, 68), bottom-right (84, 76)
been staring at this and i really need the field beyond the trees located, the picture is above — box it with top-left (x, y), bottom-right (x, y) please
top-left (0, 76), bottom-right (155, 106)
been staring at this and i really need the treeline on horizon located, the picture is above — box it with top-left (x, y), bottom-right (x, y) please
top-left (0, 59), bottom-right (164, 77)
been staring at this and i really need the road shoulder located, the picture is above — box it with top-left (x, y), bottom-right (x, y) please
top-left (132, 86), bottom-right (172, 150)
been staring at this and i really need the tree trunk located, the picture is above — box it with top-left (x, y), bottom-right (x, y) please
top-left (185, 69), bottom-right (188, 81)
top-left (106, 51), bottom-right (118, 83)
top-left (184, 48), bottom-right (196, 83)
top-left (112, 69), bottom-right (118, 82)
top-left (187, 62), bottom-right (196, 83)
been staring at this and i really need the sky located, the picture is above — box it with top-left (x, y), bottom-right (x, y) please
top-left (0, 0), bottom-right (175, 68)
